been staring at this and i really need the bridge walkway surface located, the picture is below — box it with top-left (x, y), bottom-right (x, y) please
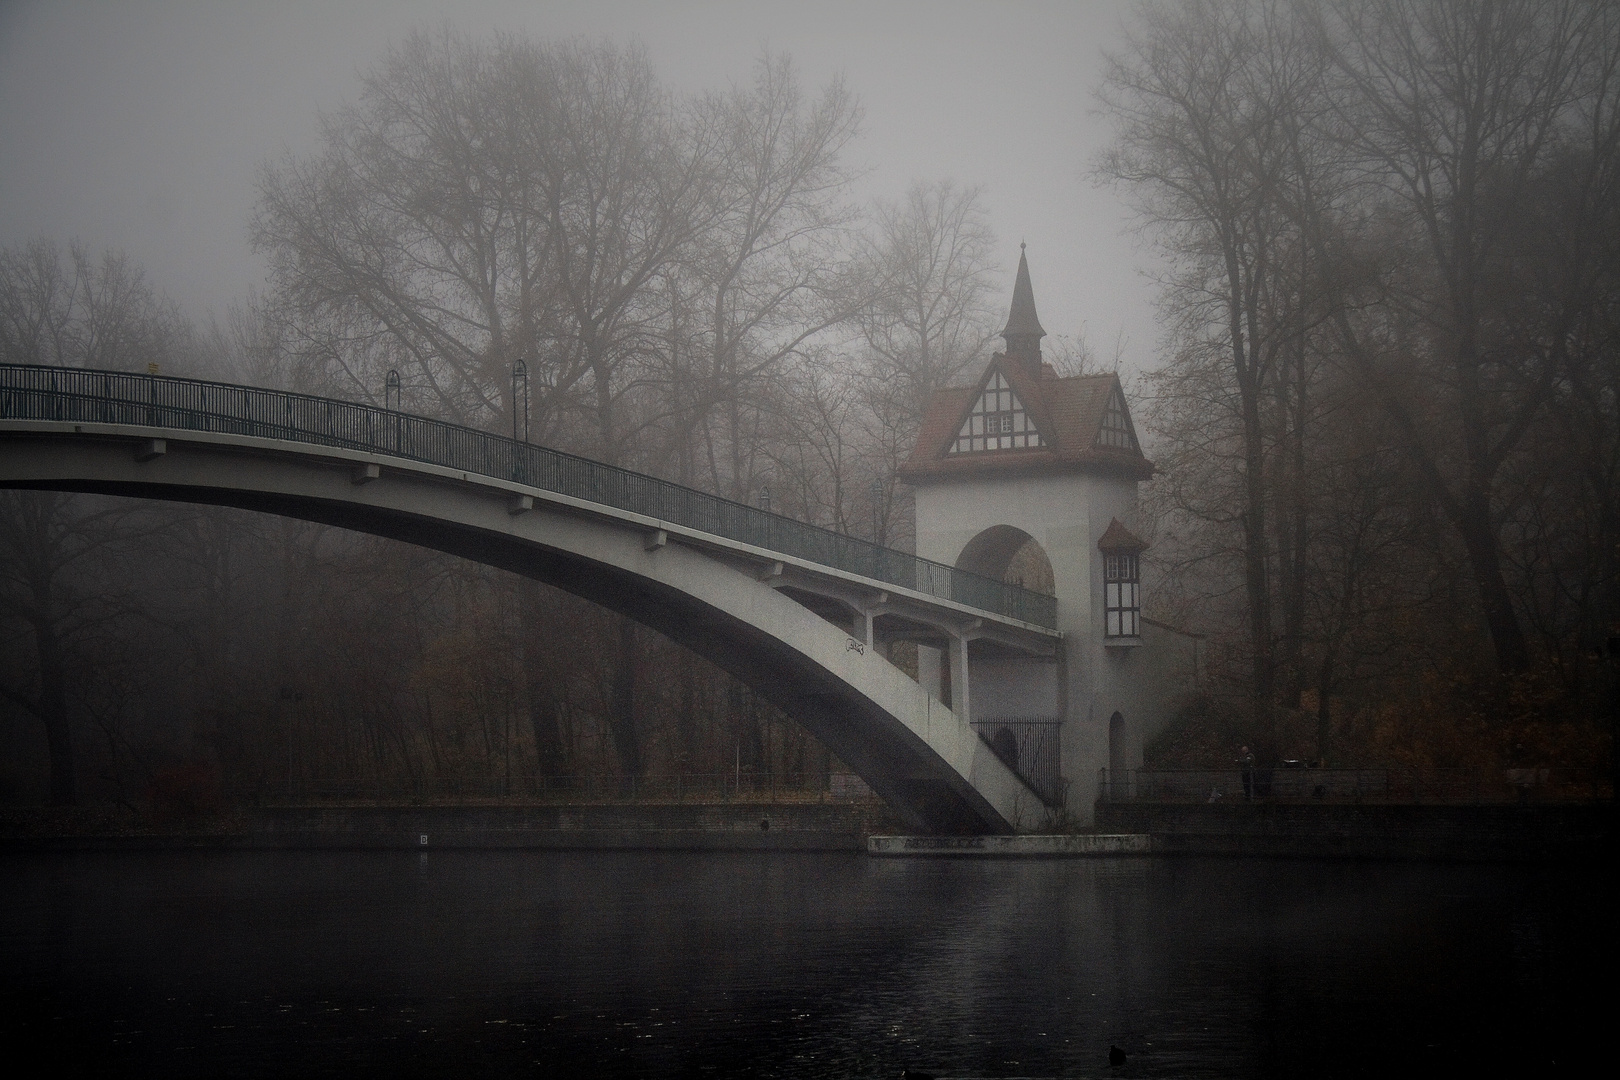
top-left (1, 364), bottom-right (1063, 834)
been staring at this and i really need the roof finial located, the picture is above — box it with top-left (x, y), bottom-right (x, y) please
top-left (1001, 246), bottom-right (1046, 375)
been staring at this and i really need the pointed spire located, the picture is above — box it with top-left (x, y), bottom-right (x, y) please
top-left (1001, 243), bottom-right (1046, 374)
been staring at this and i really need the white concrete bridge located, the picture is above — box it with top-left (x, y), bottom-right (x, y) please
top-left (0, 364), bottom-right (1065, 834)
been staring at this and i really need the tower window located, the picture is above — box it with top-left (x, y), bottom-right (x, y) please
top-left (1096, 387), bottom-right (1138, 451)
top-left (951, 373), bottom-right (1043, 453)
top-left (1105, 553), bottom-right (1140, 637)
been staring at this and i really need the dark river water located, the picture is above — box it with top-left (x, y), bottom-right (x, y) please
top-left (0, 850), bottom-right (1609, 1078)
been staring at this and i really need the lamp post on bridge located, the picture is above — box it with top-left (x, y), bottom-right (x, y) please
top-left (511, 359), bottom-right (530, 444)
top-left (870, 478), bottom-right (883, 546)
top-left (384, 370), bottom-right (401, 452)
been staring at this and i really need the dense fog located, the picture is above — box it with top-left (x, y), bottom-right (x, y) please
top-left (3, 1), bottom-right (1616, 808)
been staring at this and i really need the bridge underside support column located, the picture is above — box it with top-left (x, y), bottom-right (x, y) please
top-left (917, 645), bottom-right (942, 704)
top-left (949, 633), bottom-right (971, 722)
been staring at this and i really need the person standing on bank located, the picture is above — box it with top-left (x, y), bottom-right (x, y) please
top-left (1239, 746), bottom-right (1255, 801)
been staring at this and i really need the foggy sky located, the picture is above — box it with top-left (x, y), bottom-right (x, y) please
top-left (0, 0), bottom-right (1162, 376)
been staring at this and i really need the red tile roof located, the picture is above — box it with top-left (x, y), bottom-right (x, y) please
top-left (1097, 517), bottom-right (1148, 551)
top-left (899, 354), bottom-right (1154, 483)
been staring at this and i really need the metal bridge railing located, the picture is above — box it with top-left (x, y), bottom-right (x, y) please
top-left (1096, 766), bottom-right (1610, 804)
top-left (1, 364), bottom-right (1057, 628)
top-left (972, 716), bottom-right (1065, 806)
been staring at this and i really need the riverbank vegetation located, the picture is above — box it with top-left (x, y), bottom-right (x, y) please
top-left (1105, 0), bottom-right (1618, 772)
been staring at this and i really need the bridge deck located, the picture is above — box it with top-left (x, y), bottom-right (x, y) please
top-left (1, 364), bottom-right (1056, 630)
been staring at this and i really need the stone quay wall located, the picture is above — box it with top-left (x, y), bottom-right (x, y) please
top-left (0, 802), bottom-right (901, 853)
top-left (1094, 801), bottom-right (1612, 861)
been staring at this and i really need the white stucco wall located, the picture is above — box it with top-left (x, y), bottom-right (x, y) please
top-left (971, 656), bottom-right (1060, 718)
top-left (911, 470), bottom-right (1191, 823)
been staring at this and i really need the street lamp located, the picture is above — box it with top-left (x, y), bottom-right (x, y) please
top-left (870, 478), bottom-right (883, 545)
top-left (759, 485), bottom-right (771, 514)
top-left (512, 359), bottom-right (530, 443)
top-left (384, 370), bottom-right (402, 451)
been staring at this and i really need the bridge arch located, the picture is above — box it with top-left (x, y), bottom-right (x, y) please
top-left (2, 413), bottom-right (1054, 833)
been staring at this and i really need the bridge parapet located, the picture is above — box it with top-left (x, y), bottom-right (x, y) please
top-left (0, 364), bottom-right (1055, 628)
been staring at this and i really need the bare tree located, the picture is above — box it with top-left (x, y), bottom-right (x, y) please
top-left (852, 179), bottom-right (1000, 546)
top-left (672, 52), bottom-right (865, 495)
top-left (253, 29), bottom-right (716, 454)
top-left (0, 240), bottom-right (217, 802)
top-left (254, 30), bottom-right (557, 421)
top-left (1494, 4), bottom-right (1620, 676)
top-left (860, 180), bottom-right (999, 422)
top-left (1309, 0), bottom-right (1602, 672)
top-left (766, 349), bottom-right (862, 532)
top-left (0, 240), bottom-right (192, 373)
top-left (540, 40), bottom-right (728, 463)
top-left (1100, 0), bottom-right (1332, 745)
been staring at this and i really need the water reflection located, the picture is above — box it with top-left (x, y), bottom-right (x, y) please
top-left (0, 851), bottom-right (1606, 1077)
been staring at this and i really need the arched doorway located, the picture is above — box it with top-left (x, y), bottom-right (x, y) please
top-left (1108, 711), bottom-right (1127, 798)
top-left (954, 524), bottom-right (1055, 595)
top-left (950, 525), bottom-right (1063, 804)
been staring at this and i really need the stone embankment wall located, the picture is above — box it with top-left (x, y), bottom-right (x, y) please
top-left (0, 803), bottom-right (900, 852)
top-left (1095, 802), bottom-right (1612, 861)
top-left (5, 802), bottom-right (1609, 859)
top-left (253, 803), bottom-right (892, 851)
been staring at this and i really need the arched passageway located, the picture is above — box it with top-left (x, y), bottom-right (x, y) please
top-left (954, 524), bottom-right (1055, 596)
top-left (945, 524), bottom-right (1064, 805)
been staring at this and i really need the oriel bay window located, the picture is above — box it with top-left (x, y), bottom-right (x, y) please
top-left (1104, 552), bottom-right (1140, 638)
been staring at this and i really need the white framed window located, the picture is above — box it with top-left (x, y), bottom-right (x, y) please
top-left (1104, 552), bottom-right (1140, 637)
top-left (1096, 386), bottom-right (1138, 451)
top-left (950, 373), bottom-right (1043, 453)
